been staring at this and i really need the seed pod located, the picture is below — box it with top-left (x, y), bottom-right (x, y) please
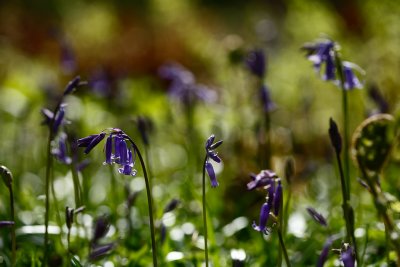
top-left (0, 165), bottom-right (13, 189)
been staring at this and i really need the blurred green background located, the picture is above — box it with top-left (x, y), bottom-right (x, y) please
top-left (1, 0), bottom-right (400, 266)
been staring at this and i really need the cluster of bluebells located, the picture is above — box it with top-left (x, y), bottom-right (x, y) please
top-left (159, 63), bottom-right (217, 105)
top-left (245, 49), bottom-right (276, 113)
top-left (302, 39), bottom-right (364, 90)
top-left (247, 170), bottom-right (282, 234)
top-left (204, 135), bottom-right (223, 188)
top-left (41, 76), bottom-right (83, 165)
top-left (77, 128), bottom-right (137, 176)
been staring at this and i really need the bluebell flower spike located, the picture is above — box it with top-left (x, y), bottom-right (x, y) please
top-left (204, 134), bottom-right (223, 188)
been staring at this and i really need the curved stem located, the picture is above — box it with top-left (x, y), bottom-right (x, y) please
top-left (126, 137), bottom-right (158, 267)
top-left (202, 155), bottom-right (209, 267)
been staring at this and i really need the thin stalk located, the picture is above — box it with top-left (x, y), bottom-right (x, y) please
top-left (126, 137), bottom-right (157, 267)
top-left (264, 111), bottom-right (271, 169)
top-left (202, 155), bottom-right (209, 267)
top-left (44, 133), bottom-right (53, 266)
top-left (9, 186), bottom-right (16, 266)
top-left (335, 151), bottom-right (359, 263)
top-left (70, 162), bottom-right (82, 207)
top-left (44, 96), bottom-right (64, 266)
top-left (277, 227), bottom-right (291, 267)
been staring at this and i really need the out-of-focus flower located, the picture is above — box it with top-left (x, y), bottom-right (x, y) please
top-left (368, 84), bottom-right (389, 114)
top-left (163, 198), bottom-right (180, 213)
top-left (317, 237), bottom-right (332, 267)
top-left (89, 243), bottom-right (115, 261)
top-left (341, 62), bottom-right (364, 90)
top-left (52, 133), bottom-right (72, 165)
top-left (0, 221), bottom-right (14, 228)
top-left (135, 116), bottom-right (153, 146)
top-left (252, 202), bottom-right (270, 233)
top-left (245, 49), bottom-right (266, 78)
top-left (247, 169), bottom-right (278, 191)
top-left (260, 85), bottom-right (276, 113)
top-left (341, 244), bottom-right (355, 267)
top-left (302, 40), bottom-right (335, 80)
top-left (159, 63), bottom-right (217, 105)
top-left (204, 134), bottom-right (223, 188)
top-left (92, 215), bottom-right (110, 244)
top-left (306, 207), bottom-right (328, 227)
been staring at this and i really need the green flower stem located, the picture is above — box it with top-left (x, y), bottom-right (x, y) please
top-left (126, 137), bottom-right (158, 267)
top-left (277, 226), bottom-right (291, 267)
top-left (9, 185), bottom-right (16, 266)
top-left (264, 111), bottom-right (271, 169)
top-left (70, 162), bottom-right (82, 208)
top-left (44, 132), bottom-right (53, 267)
top-left (335, 148), bottom-right (359, 263)
top-left (44, 97), bottom-right (65, 266)
top-left (202, 155), bottom-right (209, 267)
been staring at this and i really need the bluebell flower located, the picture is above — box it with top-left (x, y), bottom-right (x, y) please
top-left (163, 198), bottom-right (180, 213)
top-left (317, 237), bottom-right (332, 267)
top-left (245, 49), bottom-right (266, 78)
top-left (204, 134), bottom-right (223, 188)
top-left (341, 244), bottom-right (355, 267)
top-left (159, 63), bottom-right (217, 105)
top-left (302, 40), bottom-right (335, 77)
top-left (92, 215), bottom-right (110, 244)
top-left (306, 207), bottom-right (328, 227)
top-left (252, 202), bottom-right (270, 233)
top-left (78, 129), bottom-right (138, 176)
top-left (368, 84), bottom-right (389, 114)
top-left (341, 62), bottom-right (364, 90)
top-left (247, 169), bottom-right (278, 191)
top-left (52, 133), bottom-right (72, 165)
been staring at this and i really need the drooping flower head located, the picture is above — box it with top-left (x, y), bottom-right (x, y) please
top-left (302, 39), bottom-right (364, 89)
top-left (77, 128), bottom-right (138, 176)
top-left (260, 84), bottom-right (277, 113)
top-left (302, 39), bottom-right (335, 80)
top-left (52, 132), bottom-right (72, 165)
top-left (159, 63), bottom-right (217, 105)
top-left (245, 49), bottom-right (266, 78)
top-left (204, 134), bottom-right (223, 188)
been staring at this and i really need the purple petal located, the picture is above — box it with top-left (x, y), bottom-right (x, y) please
top-left (252, 203), bottom-right (270, 232)
top-left (205, 162), bottom-right (219, 188)
top-left (77, 134), bottom-right (98, 147)
top-left (53, 106), bottom-right (65, 133)
top-left (63, 76), bottom-right (81, 95)
top-left (205, 134), bottom-right (215, 149)
top-left (245, 49), bottom-right (266, 78)
top-left (104, 135), bottom-right (113, 164)
top-left (209, 140), bottom-right (223, 150)
top-left (84, 133), bottom-right (106, 154)
top-left (273, 180), bottom-right (282, 216)
top-left (341, 245), bottom-right (355, 267)
top-left (119, 140), bottom-right (128, 164)
top-left (208, 151), bottom-right (221, 163)
top-left (89, 243), bottom-right (115, 261)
